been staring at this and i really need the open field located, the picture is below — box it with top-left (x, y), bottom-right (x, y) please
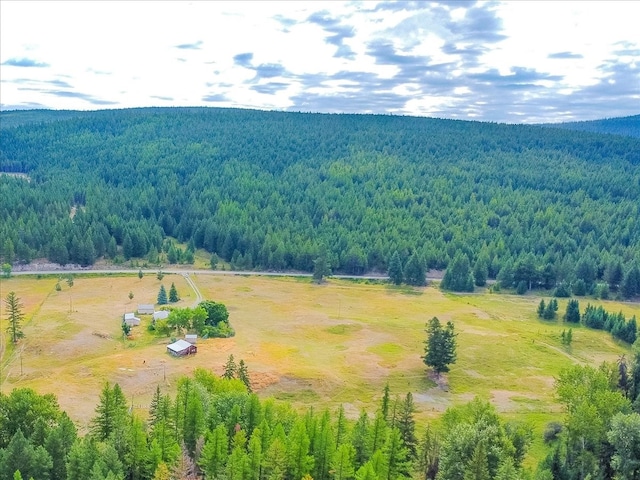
top-left (1, 273), bottom-right (637, 465)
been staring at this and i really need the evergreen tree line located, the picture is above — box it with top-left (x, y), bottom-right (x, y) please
top-left (3, 357), bottom-right (640, 480)
top-left (1, 108), bottom-right (639, 285)
top-left (581, 303), bottom-right (638, 345)
top-left (440, 250), bottom-right (640, 299)
top-left (536, 299), bottom-right (638, 345)
top-left (0, 371), bottom-right (534, 480)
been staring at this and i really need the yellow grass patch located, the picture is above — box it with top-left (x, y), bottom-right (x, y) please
top-left (1, 273), bottom-right (636, 464)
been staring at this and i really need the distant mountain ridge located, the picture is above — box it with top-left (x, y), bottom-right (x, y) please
top-left (2, 108), bottom-right (639, 137)
top-left (540, 114), bottom-right (640, 138)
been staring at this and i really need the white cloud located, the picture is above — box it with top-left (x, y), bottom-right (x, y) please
top-left (1, 0), bottom-right (638, 122)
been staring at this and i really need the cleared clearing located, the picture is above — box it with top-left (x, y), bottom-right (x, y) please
top-left (0, 273), bottom-right (636, 465)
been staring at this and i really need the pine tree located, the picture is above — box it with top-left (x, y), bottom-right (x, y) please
top-left (537, 299), bottom-right (546, 318)
top-left (564, 299), bottom-right (581, 323)
top-left (388, 251), bottom-right (403, 285)
top-left (90, 382), bottom-right (129, 441)
top-left (313, 245), bottom-right (331, 283)
top-left (223, 354), bottom-right (237, 379)
top-left (621, 265), bottom-right (640, 299)
top-left (331, 443), bottom-right (356, 480)
top-left (543, 298), bottom-right (558, 320)
top-left (441, 252), bottom-right (474, 292)
top-left (169, 282), bottom-right (179, 302)
top-left (382, 427), bottom-right (410, 480)
top-left (198, 425), bottom-right (228, 479)
top-left (423, 317), bottom-right (457, 376)
top-left (238, 359), bottom-right (252, 392)
top-left (463, 440), bottom-right (490, 480)
top-left (416, 426), bottom-right (440, 480)
top-left (287, 421), bottom-right (314, 480)
top-left (397, 392), bottom-right (418, 459)
top-left (351, 410), bottom-right (371, 468)
top-left (157, 285), bottom-right (168, 305)
top-left (4, 291), bottom-right (25, 343)
top-left (473, 254), bottom-right (489, 287)
top-left (404, 253), bottom-right (426, 286)
top-left (381, 383), bottom-right (391, 422)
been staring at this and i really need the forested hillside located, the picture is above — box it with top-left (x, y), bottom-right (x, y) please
top-left (1, 107), bottom-right (639, 293)
top-left (542, 114), bottom-right (640, 138)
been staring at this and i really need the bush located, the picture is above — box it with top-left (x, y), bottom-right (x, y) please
top-left (543, 422), bottom-right (563, 443)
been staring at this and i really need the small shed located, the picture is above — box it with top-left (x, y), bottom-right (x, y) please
top-left (123, 313), bottom-right (140, 327)
top-left (185, 334), bottom-right (198, 344)
top-left (153, 310), bottom-right (170, 321)
top-left (167, 339), bottom-right (197, 356)
top-left (138, 304), bottom-right (154, 315)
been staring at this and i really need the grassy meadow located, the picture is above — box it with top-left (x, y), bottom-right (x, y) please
top-left (1, 273), bottom-right (637, 466)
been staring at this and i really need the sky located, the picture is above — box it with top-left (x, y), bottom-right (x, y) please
top-left (1, 1), bottom-right (639, 124)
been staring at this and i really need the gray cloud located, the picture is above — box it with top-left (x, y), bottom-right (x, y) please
top-left (42, 90), bottom-right (117, 105)
top-left (254, 63), bottom-right (286, 79)
top-left (447, 2), bottom-right (506, 44)
top-left (3, 78), bottom-right (73, 88)
top-left (251, 82), bottom-right (289, 95)
top-left (175, 40), bottom-right (203, 50)
top-left (202, 93), bottom-right (228, 102)
top-left (233, 52), bottom-right (254, 67)
top-left (273, 14), bottom-right (297, 30)
top-left (307, 10), bottom-right (356, 59)
top-left (373, 1), bottom-right (435, 12)
top-left (548, 51), bottom-right (583, 59)
top-left (2, 57), bottom-right (50, 68)
top-left (0, 101), bottom-right (47, 111)
top-left (150, 95), bottom-right (174, 101)
top-left (469, 67), bottom-right (563, 85)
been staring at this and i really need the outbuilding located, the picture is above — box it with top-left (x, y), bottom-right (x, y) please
top-left (153, 310), bottom-right (170, 321)
top-left (185, 334), bottom-right (198, 344)
top-left (123, 312), bottom-right (140, 327)
top-left (138, 304), bottom-right (154, 315)
top-left (167, 339), bottom-right (197, 356)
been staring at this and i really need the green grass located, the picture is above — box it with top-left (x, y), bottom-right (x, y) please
top-left (1, 273), bottom-right (637, 467)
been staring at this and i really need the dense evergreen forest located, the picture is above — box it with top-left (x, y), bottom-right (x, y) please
top-left (544, 114), bottom-right (640, 138)
top-left (1, 108), bottom-right (639, 295)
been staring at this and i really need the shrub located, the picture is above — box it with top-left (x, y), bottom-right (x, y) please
top-left (544, 422), bottom-right (563, 443)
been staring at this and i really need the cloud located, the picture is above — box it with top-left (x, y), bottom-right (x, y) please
top-left (367, 39), bottom-right (427, 66)
top-left (254, 63), bottom-right (286, 80)
top-left (46, 79), bottom-right (73, 88)
top-left (373, 1), bottom-right (431, 12)
top-left (251, 82), bottom-right (289, 95)
top-left (307, 10), bottom-right (356, 59)
top-left (175, 40), bottom-right (203, 50)
top-left (233, 52), bottom-right (254, 67)
top-left (469, 67), bottom-right (563, 87)
top-left (150, 95), bottom-right (174, 101)
top-left (3, 78), bottom-right (73, 88)
top-left (0, 101), bottom-right (47, 111)
top-left (548, 51), bottom-right (583, 59)
top-left (273, 14), bottom-right (297, 30)
top-left (202, 93), bottom-right (228, 102)
top-left (447, 2), bottom-right (506, 44)
top-left (43, 90), bottom-right (117, 105)
top-left (2, 57), bottom-right (50, 68)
